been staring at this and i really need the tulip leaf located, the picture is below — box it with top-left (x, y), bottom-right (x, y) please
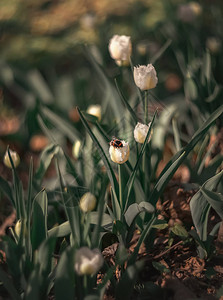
top-left (90, 212), bottom-right (113, 227)
top-left (34, 143), bottom-right (60, 183)
top-left (77, 107), bottom-right (119, 198)
top-left (124, 110), bottom-right (157, 212)
top-left (56, 160), bottom-right (81, 246)
top-left (190, 170), bottom-right (223, 241)
top-left (48, 221), bottom-right (71, 238)
top-left (149, 104), bottom-right (223, 206)
top-left (41, 106), bottom-right (80, 142)
top-left (0, 268), bottom-right (21, 300)
top-left (114, 78), bottom-right (138, 123)
top-left (0, 175), bottom-right (14, 206)
top-left (31, 189), bottom-right (48, 251)
top-left (125, 202), bottom-right (154, 227)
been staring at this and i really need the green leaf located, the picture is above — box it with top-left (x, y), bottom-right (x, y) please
top-left (124, 111), bottom-right (157, 212)
top-left (0, 176), bottom-right (14, 206)
top-left (34, 143), bottom-right (60, 183)
top-left (125, 202), bottom-right (154, 227)
top-left (41, 106), bottom-right (80, 142)
top-left (31, 190), bottom-right (48, 251)
top-left (200, 187), bottom-right (223, 219)
top-left (152, 261), bottom-right (170, 274)
top-left (77, 107), bottom-right (118, 197)
top-left (48, 221), bottom-right (71, 238)
top-left (170, 224), bottom-right (188, 238)
top-left (54, 247), bottom-right (75, 300)
top-left (114, 79), bottom-right (138, 123)
top-left (0, 267), bottom-right (21, 300)
top-left (149, 105), bottom-right (223, 205)
top-left (89, 212), bottom-right (113, 227)
top-left (152, 219), bottom-right (168, 230)
top-left (56, 160), bottom-right (81, 246)
top-left (190, 170), bottom-right (223, 241)
top-left (37, 237), bottom-right (56, 278)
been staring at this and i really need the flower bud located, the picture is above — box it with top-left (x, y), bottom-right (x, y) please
top-left (3, 149), bottom-right (20, 168)
top-left (134, 64), bottom-right (158, 91)
top-left (109, 139), bottom-right (130, 164)
top-left (72, 140), bottom-right (82, 159)
top-left (108, 35), bottom-right (132, 65)
top-left (79, 192), bottom-right (96, 213)
top-left (14, 219), bottom-right (22, 237)
top-left (87, 104), bottom-right (101, 121)
top-left (75, 247), bottom-right (104, 276)
top-left (134, 122), bottom-right (153, 144)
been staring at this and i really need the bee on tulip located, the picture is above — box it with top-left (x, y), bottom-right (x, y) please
top-left (109, 137), bottom-right (123, 148)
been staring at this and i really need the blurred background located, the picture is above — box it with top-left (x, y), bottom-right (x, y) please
top-left (0, 0), bottom-right (223, 169)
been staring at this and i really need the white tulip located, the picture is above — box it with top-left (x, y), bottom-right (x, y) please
top-left (75, 247), bottom-right (104, 276)
top-left (108, 35), bottom-right (132, 64)
top-left (3, 149), bottom-right (20, 168)
top-left (134, 64), bottom-right (158, 91)
top-left (87, 104), bottom-right (101, 121)
top-left (79, 192), bottom-right (96, 213)
top-left (109, 139), bottom-right (130, 164)
top-left (134, 122), bottom-right (152, 144)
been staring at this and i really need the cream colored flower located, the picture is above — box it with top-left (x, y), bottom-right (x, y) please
top-left (75, 247), bottom-right (104, 276)
top-left (3, 149), bottom-right (20, 168)
top-left (109, 139), bottom-right (130, 164)
top-left (108, 35), bottom-right (132, 64)
top-left (134, 122), bottom-right (153, 144)
top-left (79, 192), bottom-right (96, 213)
top-left (87, 104), bottom-right (101, 121)
top-left (72, 140), bottom-right (82, 159)
top-left (206, 37), bottom-right (221, 54)
top-left (14, 219), bottom-right (22, 237)
top-left (134, 64), bottom-right (158, 91)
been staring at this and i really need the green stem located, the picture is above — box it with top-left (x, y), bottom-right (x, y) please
top-left (118, 164), bottom-right (123, 213)
top-left (144, 90), bottom-right (148, 124)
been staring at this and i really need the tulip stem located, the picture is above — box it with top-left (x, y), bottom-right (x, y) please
top-left (118, 164), bottom-right (123, 214)
top-left (144, 90), bottom-right (148, 124)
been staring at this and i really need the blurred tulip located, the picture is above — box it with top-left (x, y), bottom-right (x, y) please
top-left (79, 192), bottom-right (96, 213)
top-left (108, 35), bottom-right (132, 65)
top-left (75, 247), bottom-right (104, 276)
top-left (87, 104), bottom-right (101, 121)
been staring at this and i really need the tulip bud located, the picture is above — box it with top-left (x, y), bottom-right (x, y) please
top-left (72, 140), bottom-right (82, 159)
top-left (79, 192), bottom-right (96, 213)
top-left (14, 219), bottom-right (22, 237)
top-left (109, 139), bottom-right (130, 164)
top-left (87, 104), bottom-right (101, 121)
top-left (108, 35), bottom-right (132, 65)
top-left (134, 64), bottom-right (158, 91)
top-left (3, 149), bottom-right (20, 168)
top-left (134, 122), bottom-right (153, 144)
top-left (75, 247), bottom-right (104, 276)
